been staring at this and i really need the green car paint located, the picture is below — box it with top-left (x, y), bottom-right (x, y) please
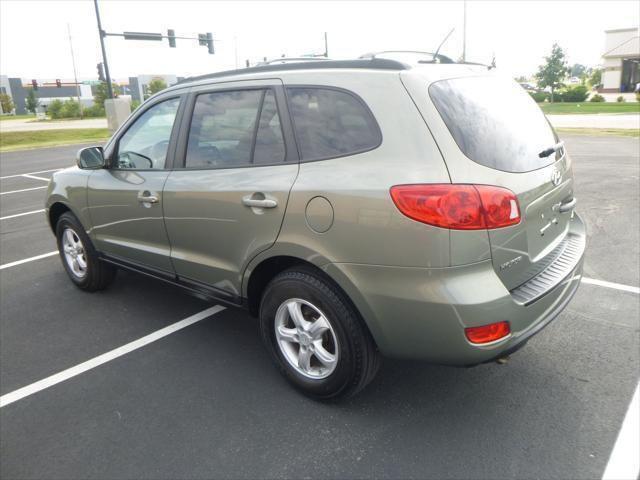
top-left (46, 59), bottom-right (586, 366)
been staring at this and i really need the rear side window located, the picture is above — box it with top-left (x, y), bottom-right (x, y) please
top-left (286, 87), bottom-right (381, 161)
top-left (186, 89), bottom-right (285, 168)
top-left (429, 76), bottom-right (558, 173)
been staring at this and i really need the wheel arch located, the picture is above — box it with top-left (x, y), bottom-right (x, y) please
top-left (48, 201), bottom-right (72, 233)
top-left (243, 253), bottom-right (380, 351)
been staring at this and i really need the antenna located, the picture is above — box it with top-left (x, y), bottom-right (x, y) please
top-left (433, 28), bottom-right (455, 63)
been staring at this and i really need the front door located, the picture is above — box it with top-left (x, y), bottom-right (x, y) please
top-left (162, 84), bottom-right (298, 300)
top-left (87, 96), bottom-right (182, 273)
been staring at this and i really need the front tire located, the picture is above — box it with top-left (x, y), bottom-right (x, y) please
top-left (55, 212), bottom-right (116, 291)
top-left (259, 267), bottom-right (380, 400)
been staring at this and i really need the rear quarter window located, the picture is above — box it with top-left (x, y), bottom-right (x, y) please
top-left (429, 76), bottom-right (559, 173)
top-left (286, 87), bottom-right (381, 161)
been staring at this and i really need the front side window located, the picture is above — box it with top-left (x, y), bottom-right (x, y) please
top-left (286, 87), bottom-right (381, 161)
top-left (186, 89), bottom-right (285, 168)
top-left (116, 97), bottom-right (180, 169)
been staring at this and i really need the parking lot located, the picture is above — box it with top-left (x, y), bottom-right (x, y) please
top-left (0, 135), bottom-right (638, 479)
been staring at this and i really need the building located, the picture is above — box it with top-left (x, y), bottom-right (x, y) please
top-left (5, 78), bottom-right (94, 115)
top-left (601, 27), bottom-right (640, 93)
top-left (2, 74), bottom-right (182, 115)
top-left (128, 74), bottom-right (181, 103)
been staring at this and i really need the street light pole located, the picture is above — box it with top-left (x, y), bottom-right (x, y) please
top-left (93, 0), bottom-right (113, 99)
top-left (67, 23), bottom-right (83, 118)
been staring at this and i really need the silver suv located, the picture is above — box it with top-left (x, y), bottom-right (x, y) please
top-left (46, 57), bottom-right (586, 399)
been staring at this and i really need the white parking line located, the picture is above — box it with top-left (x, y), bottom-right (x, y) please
top-left (0, 168), bottom-right (62, 180)
top-left (0, 186), bottom-right (47, 195)
top-left (602, 383), bottom-right (639, 480)
top-left (582, 277), bottom-right (640, 295)
top-left (0, 251), bottom-right (57, 270)
top-left (0, 209), bottom-right (45, 221)
top-left (21, 174), bottom-right (50, 182)
top-left (0, 305), bottom-right (225, 408)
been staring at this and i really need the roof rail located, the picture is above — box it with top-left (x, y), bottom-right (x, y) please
top-left (256, 57), bottom-right (330, 66)
top-left (179, 58), bottom-right (410, 85)
top-left (360, 50), bottom-right (455, 64)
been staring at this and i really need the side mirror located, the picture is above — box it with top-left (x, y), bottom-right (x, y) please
top-left (77, 146), bottom-right (105, 169)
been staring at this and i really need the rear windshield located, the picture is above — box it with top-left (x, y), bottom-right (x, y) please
top-left (429, 75), bottom-right (558, 173)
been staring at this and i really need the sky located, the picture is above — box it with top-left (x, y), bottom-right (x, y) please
top-left (1, 0), bottom-right (639, 82)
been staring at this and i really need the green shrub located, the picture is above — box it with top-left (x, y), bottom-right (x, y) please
top-left (589, 94), bottom-right (605, 102)
top-left (528, 91), bottom-right (547, 103)
top-left (616, 96), bottom-right (625, 103)
top-left (130, 100), bottom-right (140, 112)
top-left (48, 99), bottom-right (64, 119)
top-left (83, 104), bottom-right (105, 117)
top-left (560, 85), bottom-right (589, 102)
top-left (550, 91), bottom-right (563, 102)
top-left (60, 99), bottom-right (81, 118)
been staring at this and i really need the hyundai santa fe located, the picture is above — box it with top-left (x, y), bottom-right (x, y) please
top-left (46, 56), bottom-right (586, 399)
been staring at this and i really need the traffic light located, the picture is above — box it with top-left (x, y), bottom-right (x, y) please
top-left (167, 29), bottom-right (176, 48)
top-left (56, 79), bottom-right (62, 88)
top-left (31, 79), bottom-right (38, 90)
top-left (97, 63), bottom-right (105, 82)
top-left (198, 32), bottom-right (214, 54)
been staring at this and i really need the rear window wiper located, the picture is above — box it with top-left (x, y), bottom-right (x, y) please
top-left (538, 141), bottom-right (564, 158)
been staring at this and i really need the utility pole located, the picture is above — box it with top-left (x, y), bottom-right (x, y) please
top-left (324, 32), bottom-right (328, 57)
top-left (462, 0), bottom-right (467, 62)
top-left (93, 0), bottom-right (113, 99)
top-left (67, 24), bottom-right (83, 118)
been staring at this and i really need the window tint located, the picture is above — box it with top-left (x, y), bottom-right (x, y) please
top-left (287, 87), bottom-right (380, 161)
top-left (253, 91), bottom-right (285, 164)
top-left (186, 90), bottom-right (267, 168)
top-left (429, 76), bottom-right (559, 173)
top-left (116, 97), bottom-right (180, 169)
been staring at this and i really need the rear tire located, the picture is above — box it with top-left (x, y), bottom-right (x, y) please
top-left (55, 212), bottom-right (116, 291)
top-left (259, 267), bottom-right (380, 400)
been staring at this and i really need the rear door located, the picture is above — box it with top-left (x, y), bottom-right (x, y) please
top-left (162, 80), bottom-right (298, 301)
top-left (403, 72), bottom-right (576, 289)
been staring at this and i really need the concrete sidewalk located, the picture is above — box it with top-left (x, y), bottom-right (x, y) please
top-left (0, 118), bottom-right (107, 133)
top-left (547, 114), bottom-right (639, 130)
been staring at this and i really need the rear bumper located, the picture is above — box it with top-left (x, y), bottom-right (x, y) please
top-left (323, 213), bottom-right (586, 365)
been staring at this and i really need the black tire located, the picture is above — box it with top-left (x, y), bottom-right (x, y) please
top-left (259, 266), bottom-right (381, 400)
top-left (55, 212), bottom-right (116, 291)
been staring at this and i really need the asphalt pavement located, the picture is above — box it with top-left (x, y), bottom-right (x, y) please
top-left (0, 136), bottom-right (638, 479)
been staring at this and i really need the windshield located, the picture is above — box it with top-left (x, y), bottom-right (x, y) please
top-left (429, 75), bottom-right (558, 173)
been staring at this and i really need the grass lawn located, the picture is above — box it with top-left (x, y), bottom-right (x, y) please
top-left (556, 127), bottom-right (640, 137)
top-left (539, 102), bottom-right (640, 115)
top-left (0, 114), bottom-right (40, 121)
top-left (0, 129), bottom-right (110, 152)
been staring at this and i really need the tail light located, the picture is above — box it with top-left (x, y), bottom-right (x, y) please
top-left (465, 321), bottom-right (511, 344)
top-left (389, 184), bottom-right (520, 230)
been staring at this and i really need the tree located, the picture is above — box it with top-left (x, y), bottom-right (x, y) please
top-left (0, 93), bottom-right (14, 114)
top-left (589, 68), bottom-right (602, 89)
top-left (570, 64), bottom-right (586, 77)
top-left (25, 89), bottom-right (40, 113)
top-left (535, 43), bottom-right (568, 103)
top-left (93, 81), bottom-right (120, 108)
top-left (147, 78), bottom-right (167, 96)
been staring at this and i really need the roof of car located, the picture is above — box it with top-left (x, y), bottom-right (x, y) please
top-left (178, 58), bottom-right (411, 86)
top-left (170, 55), bottom-right (494, 92)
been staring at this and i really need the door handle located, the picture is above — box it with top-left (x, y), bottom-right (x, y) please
top-left (137, 191), bottom-right (159, 204)
top-left (242, 194), bottom-right (277, 209)
top-left (558, 197), bottom-right (576, 213)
